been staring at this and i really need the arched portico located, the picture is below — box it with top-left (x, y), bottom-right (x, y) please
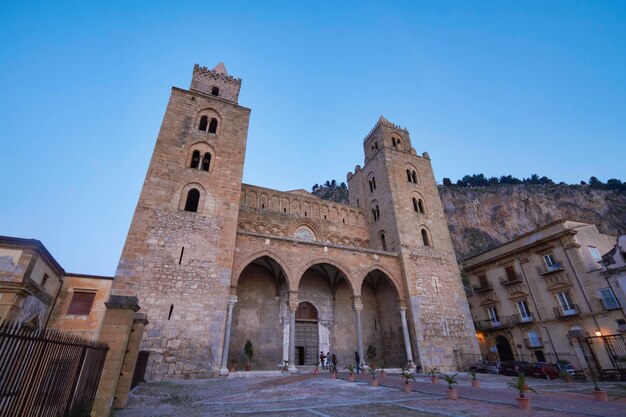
top-left (360, 268), bottom-right (407, 368)
top-left (223, 255), bottom-right (290, 372)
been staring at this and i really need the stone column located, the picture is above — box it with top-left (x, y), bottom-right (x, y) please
top-left (352, 296), bottom-right (364, 369)
top-left (399, 306), bottom-right (414, 368)
top-left (112, 313), bottom-right (148, 409)
top-left (219, 295), bottom-right (238, 375)
top-left (288, 291), bottom-right (298, 372)
top-left (91, 295), bottom-right (140, 417)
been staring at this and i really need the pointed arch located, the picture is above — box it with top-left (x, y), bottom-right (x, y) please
top-left (295, 258), bottom-right (356, 295)
top-left (232, 250), bottom-right (293, 289)
top-left (357, 264), bottom-right (405, 299)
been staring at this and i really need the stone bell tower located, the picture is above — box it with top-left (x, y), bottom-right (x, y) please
top-left (348, 116), bottom-right (479, 370)
top-left (111, 62), bottom-right (251, 379)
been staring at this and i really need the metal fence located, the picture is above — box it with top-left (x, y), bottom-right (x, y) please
top-left (0, 322), bottom-right (108, 417)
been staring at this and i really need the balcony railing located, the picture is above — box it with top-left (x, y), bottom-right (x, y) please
top-left (472, 281), bottom-right (494, 293)
top-left (599, 298), bottom-right (621, 311)
top-left (512, 313), bottom-right (536, 324)
top-left (539, 262), bottom-right (565, 275)
top-left (499, 274), bottom-right (523, 286)
top-left (524, 337), bottom-right (544, 348)
top-left (618, 323), bottom-right (626, 333)
top-left (474, 315), bottom-right (517, 331)
top-left (553, 304), bottom-right (580, 318)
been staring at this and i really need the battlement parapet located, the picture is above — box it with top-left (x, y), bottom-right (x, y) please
top-left (363, 115), bottom-right (409, 143)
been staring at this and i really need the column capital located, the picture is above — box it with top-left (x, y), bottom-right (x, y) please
top-left (227, 295), bottom-right (238, 307)
top-left (398, 299), bottom-right (408, 311)
top-left (288, 291), bottom-right (299, 312)
top-left (352, 295), bottom-right (363, 312)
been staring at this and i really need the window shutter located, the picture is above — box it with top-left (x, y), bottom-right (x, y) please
top-left (67, 292), bottom-right (96, 315)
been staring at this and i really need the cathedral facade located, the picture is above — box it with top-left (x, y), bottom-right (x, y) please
top-left (111, 62), bottom-right (478, 380)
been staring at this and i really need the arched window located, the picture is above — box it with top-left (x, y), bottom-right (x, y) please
top-left (201, 152), bottom-right (211, 171)
top-left (198, 115), bottom-right (208, 131)
top-left (190, 150), bottom-right (200, 169)
top-left (392, 138), bottom-right (397, 147)
top-left (406, 169), bottom-right (412, 182)
top-left (184, 188), bottom-right (201, 212)
top-left (412, 171), bottom-right (417, 183)
top-left (211, 86), bottom-right (219, 96)
top-left (369, 180), bottom-right (373, 192)
top-left (412, 197), bottom-right (419, 212)
top-left (418, 199), bottom-right (425, 214)
top-left (376, 205), bottom-right (380, 220)
top-left (208, 118), bottom-right (218, 134)
top-left (380, 233), bottom-right (387, 251)
top-left (371, 208), bottom-right (377, 221)
top-left (374, 142), bottom-right (379, 150)
top-left (372, 177), bottom-right (376, 189)
top-left (421, 229), bottom-right (431, 247)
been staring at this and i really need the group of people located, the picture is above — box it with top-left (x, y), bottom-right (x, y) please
top-left (319, 351), bottom-right (337, 372)
top-left (319, 351), bottom-right (365, 373)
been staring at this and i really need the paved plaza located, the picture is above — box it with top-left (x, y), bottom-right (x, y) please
top-left (113, 371), bottom-right (626, 417)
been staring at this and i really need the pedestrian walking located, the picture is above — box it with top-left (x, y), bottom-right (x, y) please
top-left (331, 353), bottom-right (337, 373)
top-left (319, 351), bottom-right (326, 370)
top-left (326, 351), bottom-right (331, 370)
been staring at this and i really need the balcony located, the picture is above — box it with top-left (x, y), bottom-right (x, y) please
top-left (553, 304), bottom-right (580, 318)
top-left (499, 274), bottom-right (523, 286)
top-left (539, 262), bottom-right (565, 276)
top-left (474, 315), bottom-right (516, 331)
top-left (599, 298), bottom-right (622, 311)
top-left (524, 337), bottom-right (544, 348)
top-left (512, 313), bottom-right (536, 324)
top-left (618, 323), bottom-right (626, 333)
top-left (472, 281), bottom-right (494, 293)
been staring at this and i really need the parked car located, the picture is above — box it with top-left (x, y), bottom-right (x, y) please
top-left (556, 362), bottom-right (575, 376)
top-left (470, 360), bottom-right (487, 373)
top-left (527, 362), bottom-right (560, 380)
top-left (483, 361), bottom-right (501, 374)
top-left (500, 360), bottom-right (530, 376)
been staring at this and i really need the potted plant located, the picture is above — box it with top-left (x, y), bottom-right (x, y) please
top-left (244, 340), bottom-right (254, 371)
top-left (507, 373), bottom-right (537, 411)
top-left (427, 367), bottom-right (439, 383)
top-left (367, 365), bottom-right (379, 387)
top-left (590, 372), bottom-right (608, 401)
top-left (401, 366), bottom-right (416, 393)
top-left (228, 358), bottom-right (237, 373)
top-left (282, 360), bottom-right (289, 374)
top-left (470, 369), bottom-right (480, 388)
top-left (366, 345), bottom-right (377, 369)
top-left (344, 364), bottom-right (356, 382)
top-left (559, 370), bottom-right (573, 383)
top-left (441, 373), bottom-right (459, 400)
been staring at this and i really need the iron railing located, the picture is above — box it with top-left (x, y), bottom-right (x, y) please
top-left (553, 304), bottom-right (580, 318)
top-left (499, 274), bottom-right (523, 286)
top-left (0, 322), bottom-right (108, 417)
top-left (472, 281), bottom-right (494, 293)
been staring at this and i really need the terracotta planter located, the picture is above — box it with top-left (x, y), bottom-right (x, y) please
top-left (245, 364), bottom-right (251, 372)
top-left (371, 379), bottom-right (378, 387)
top-left (348, 374), bottom-right (355, 382)
top-left (431, 376), bottom-right (438, 384)
top-left (403, 383), bottom-right (412, 393)
top-left (380, 370), bottom-right (386, 378)
top-left (592, 390), bottom-right (608, 402)
top-left (228, 366), bottom-right (236, 372)
top-left (313, 369), bottom-right (319, 375)
top-left (517, 397), bottom-right (531, 411)
top-left (471, 380), bottom-right (480, 388)
top-left (563, 376), bottom-right (573, 383)
top-left (330, 372), bottom-right (336, 379)
top-left (447, 388), bottom-right (458, 400)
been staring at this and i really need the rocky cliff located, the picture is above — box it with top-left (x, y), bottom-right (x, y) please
top-left (440, 185), bottom-right (626, 260)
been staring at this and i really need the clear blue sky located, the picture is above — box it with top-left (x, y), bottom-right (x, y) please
top-left (1, 1), bottom-right (624, 276)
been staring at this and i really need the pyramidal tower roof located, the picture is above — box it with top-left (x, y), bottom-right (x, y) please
top-left (212, 62), bottom-right (228, 75)
top-left (363, 115), bottom-right (408, 142)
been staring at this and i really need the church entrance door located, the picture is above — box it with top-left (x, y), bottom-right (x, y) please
top-left (295, 302), bottom-right (319, 365)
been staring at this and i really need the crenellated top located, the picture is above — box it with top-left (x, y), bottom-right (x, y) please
top-left (362, 116), bottom-right (409, 143)
top-left (190, 62), bottom-right (242, 103)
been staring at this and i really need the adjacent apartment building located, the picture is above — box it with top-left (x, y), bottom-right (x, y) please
top-left (465, 220), bottom-right (626, 374)
top-left (602, 235), bottom-right (626, 325)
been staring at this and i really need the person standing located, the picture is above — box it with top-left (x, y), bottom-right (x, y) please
top-left (319, 351), bottom-right (326, 370)
top-left (326, 351), bottom-right (331, 370)
top-left (331, 353), bottom-right (337, 373)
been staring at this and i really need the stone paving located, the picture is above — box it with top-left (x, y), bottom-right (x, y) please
top-left (112, 371), bottom-right (626, 417)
